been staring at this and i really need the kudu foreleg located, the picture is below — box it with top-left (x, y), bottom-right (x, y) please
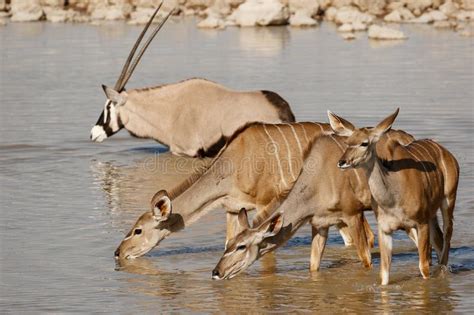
top-left (310, 225), bottom-right (328, 272)
top-left (378, 224), bottom-right (393, 285)
top-left (416, 223), bottom-right (430, 279)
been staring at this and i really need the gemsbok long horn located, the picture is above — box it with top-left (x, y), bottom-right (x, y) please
top-left (114, 2), bottom-right (173, 92)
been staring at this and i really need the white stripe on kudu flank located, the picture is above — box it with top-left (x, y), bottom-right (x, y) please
top-left (413, 141), bottom-right (440, 187)
top-left (429, 140), bottom-right (449, 194)
top-left (407, 144), bottom-right (432, 188)
top-left (263, 125), bottom-right (288, 189)
top-left (298, 123), bottom-right (310, 144)
top-left (276, 125), bottom-right (296, 182)
top-left (288, 124), bottom-right (303, 157)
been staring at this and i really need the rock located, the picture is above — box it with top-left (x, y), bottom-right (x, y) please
top-left (324, 6), bottom-right (338, 21)
top-left (459, 29), bottom-right (473, 36)
top-left (368, 24), bottom-right (407, 39)
top-left (0, 0), bottom-right (7, 11)
top-left (43, 7), bottom-right (69, 22)
top-left (227, 0), bottom-right (289, 27)
top-left (289, 10), bottom-right (318, 27)
top-left (39, 0), bottom-right (63, 6)
top-left (338, 21), bottom-right (367, 31)
top-left (387, 1), bottom-right (404, 11)
top-left (384, 9), bottom-right (402, 22)
top-left (338, 22), bottom-right (353, 31)
top-left (334, 6), bottom-right (375, 25)
top-left (353, 0), bottom-right (387, 15)
top-left (461, 0), bottom-right (474, 10)
top-left (0, 18), bottom-right (6, 25)
top-left (185, 0), bottom-right (213, 11)
top-left (197, 0), bottom-right (230, 28)
top-left (439, 0), bottom-right (459, 17)
top-left (89, 0), bottom-right (132, 21)
top-left (385, 7), bottom-right (416, 22)
top-left (331, 0), bottom-right (352, 8)
top-left (341, 32), bottom-right (356, 40)
top-left (409, 9), bottom-right (447, 23)
top-left (10, 0), bottom-right (44, 22)
top-left (198, 14), bottom-right (225, 28)
top-left (318, 0), bottom-right (332, 10)
top-left (403, 0), bottom-right (433, 16)
top-left (433, 20), bottom-right (455, 28)
top-left (289, 0), bottom-right (319, 15)
top-left (455, 10), bottom-right (474, 21)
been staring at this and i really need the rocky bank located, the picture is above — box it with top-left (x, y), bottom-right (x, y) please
top-left (1, 0), bottom-right (473, 39)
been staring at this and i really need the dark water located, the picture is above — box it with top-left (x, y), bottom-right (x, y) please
top-left (1, 19), bottom-right (473, 312)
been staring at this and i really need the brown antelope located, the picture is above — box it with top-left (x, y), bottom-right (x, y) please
top-left (328, 109), bottom-right (459, 285)
top-left (114, 122), bottom-right (376, 260)
top-left (90, 4), bottom-right (295, 157)
top-left (211, 129), bottom-right (414, 280)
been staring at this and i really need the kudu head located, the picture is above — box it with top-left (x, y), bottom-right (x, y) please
top-left (212, 209), bottom-right (283, 280)
top-left (115, 190), bottom-right (182, 260)
top-left (327, 108), bottom-right (399, 169)
top-left (90, 3), bottom-right (173, 142)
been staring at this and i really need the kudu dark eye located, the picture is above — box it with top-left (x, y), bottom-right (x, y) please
top-left (360, 141), bottom-right (369, 147)
top-left (134, 229), bottom-right (142, 235)
top-left (237, 245), bottom-right (246, 251)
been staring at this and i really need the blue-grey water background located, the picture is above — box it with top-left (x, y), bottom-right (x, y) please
top-left (1, 19), bottom-right (473, 312)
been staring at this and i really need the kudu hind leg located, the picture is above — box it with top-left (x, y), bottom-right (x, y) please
top-left (440, 196), bottom-right (456, 265)
top-left (363, 213), bottom-right (375, 249)
top-left (310, 225), bottom-right (329, 272)
top-left (347, 215), bottom-right (372, 269)
top-left (429, 216), bottom-right (443, 263)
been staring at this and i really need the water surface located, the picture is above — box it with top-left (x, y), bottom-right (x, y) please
top-left (1, 19), bottom-right (473, 312)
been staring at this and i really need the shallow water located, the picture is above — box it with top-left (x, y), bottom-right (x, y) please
top-left (1, 19), bottom-right (473, 313)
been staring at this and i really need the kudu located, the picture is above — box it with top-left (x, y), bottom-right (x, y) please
top-left (90, 4), bottom-right (295, 157)
top-left (212, 129), bottom-right (414, 280)
top-left (329, 109), bottom-right (459, 285)
top-left (114, 122), bottom-right (376, 260)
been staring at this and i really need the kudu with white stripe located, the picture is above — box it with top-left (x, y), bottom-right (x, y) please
top-left (329, 109), bottom-right (459, 285)
top-left (114, 122), bottom-right (375, 260)
top-left (90, 4), bottom-right (295, 157)
top-left (212, 129), bottom-right (414, 280)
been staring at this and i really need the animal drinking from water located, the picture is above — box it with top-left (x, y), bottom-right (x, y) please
top-left (211, 130), bottom-right (413, 280)
top-left (114, 122), bottom-right (371, 260)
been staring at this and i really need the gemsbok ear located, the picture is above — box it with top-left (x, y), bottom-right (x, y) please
top-left (237, 208), bottom-right (250, 229)
top-left (257, 212), bottom-right (284, 239)
top-left (327, 110), bottom-right (355, 137)
top-left (373, 108), bottom-right (400, 138)
top-left (150, 190), bottom-right (172, 221)
top-left (102, 85), bottom-right (126, 105)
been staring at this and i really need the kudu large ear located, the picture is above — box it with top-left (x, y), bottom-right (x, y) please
top-left (257, 212), bottom-right (284, 240)
top-left (327, 110), bottom-right (355, 137)
top-left (373, 108), bottom-right (399, 138)
top-left (150, 190), bottom-right (172, 221)
top-left (102, 85), bottom-right (126, 105)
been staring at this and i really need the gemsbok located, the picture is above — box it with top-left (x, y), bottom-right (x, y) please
top-left (114, 122), bottom-right (378, 261)
top-left (211, 129), bottom-right (415, 280)
top-left (328, 109), bottom-right (459, 285)
top-left (90, 3), bottom-right (295, 157)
